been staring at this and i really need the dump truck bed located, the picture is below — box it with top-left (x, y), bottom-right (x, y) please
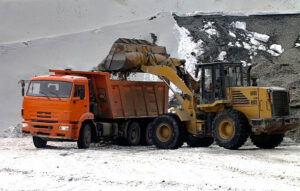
top-left (50, 70), bottom-right (169, 119)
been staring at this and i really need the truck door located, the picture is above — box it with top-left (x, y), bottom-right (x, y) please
top-left (72, 83), bottom-right (89, 120)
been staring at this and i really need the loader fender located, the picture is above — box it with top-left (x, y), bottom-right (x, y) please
top-left (171, 108), bottom-right (191, 121)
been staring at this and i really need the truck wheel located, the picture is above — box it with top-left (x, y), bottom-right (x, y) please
top-left (152, 114), bottom-right (184, 149)
top-left (77, 123), bottom-right (92, 149)
top-left (212, 109), bottom-right (250, 150)
top-left (126, 122), bottom-right (141, 146)
top-left (145, 122), bottom-right (153, 145)
top-left (250, 133), bottom-right (284, 149)
top-left (139, 121), bottom-right (153, 146)
top-left (186, 135), bottom-right (214, 147)
top-left (33, 136), bottom-right (47, 148)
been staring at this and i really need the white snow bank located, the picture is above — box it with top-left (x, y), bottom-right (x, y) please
top-left (2, 126), bottom-right (22, 138)
top-left (1, 0), bottom-right (300, 44)
top-left (0, 12), bottom-right (179, 131)
top-left (175, 25), bottom-right (204, 77)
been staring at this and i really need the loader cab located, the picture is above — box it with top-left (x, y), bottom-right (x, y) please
top-left (196, 63), bottom-right (244, 104)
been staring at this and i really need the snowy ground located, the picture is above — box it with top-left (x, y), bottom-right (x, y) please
top-left (0, 138), bottom-right (299, 190)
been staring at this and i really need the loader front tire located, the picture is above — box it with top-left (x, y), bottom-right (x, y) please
top-left (33, 136), bottom-right (47, 148)
top-left (186, 135), bottom-right (214, 147)
top-left (250, 133), bottom-right (284, 149)
top-left (212, 109), bottom-right (250, 150)
top-left (152, 114), bottom-right (184, 149)
top-left (77, 123), bottom-right (92, 149)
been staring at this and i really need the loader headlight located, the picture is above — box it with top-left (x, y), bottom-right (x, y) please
top-left (59, 126), bottom-right (69, 131)
top-left (22, 123), bottom-right (28, 128)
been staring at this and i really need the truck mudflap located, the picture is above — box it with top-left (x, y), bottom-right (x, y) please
top-left (250, 116), bottom-right (300, 134)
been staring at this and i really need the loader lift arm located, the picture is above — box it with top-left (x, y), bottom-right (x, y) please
top-left (98, 38), bottom-right (201, 134)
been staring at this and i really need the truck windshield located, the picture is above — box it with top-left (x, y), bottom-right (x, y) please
top-left (27, 80), bottom-right (73, 98)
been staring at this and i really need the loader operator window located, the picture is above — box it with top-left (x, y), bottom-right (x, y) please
top-left (27, 80), bottom-right (73, 98)
top-left (204, 68), bottom-right (213, 92)
top-left (224, 66), bottom-right (242, 87)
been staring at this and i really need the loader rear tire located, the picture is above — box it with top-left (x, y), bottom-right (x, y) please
top-left (77, 123), bottom-right (92, 149)
top-left (212, 109), bottom-right (250, 150)
top-left (250, 134), bottom-right (284, 149)
top-left (126, 122), bottom-right (141, 146)
top-left (33, 137), bottom-right (47, 148)
top-left (186, 135), bottom-right (214, 147)
top-left (152, 114), bottom-right (184, 149)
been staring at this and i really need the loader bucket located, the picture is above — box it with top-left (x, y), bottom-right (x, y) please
top-left (99, 38), bottom-right (168, 72)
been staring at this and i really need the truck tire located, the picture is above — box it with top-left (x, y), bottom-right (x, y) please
top-left (126, 122), bottom-right (141, 146)
top-left (212, 109), bottom-right (250, 150)
top-left (77, 123), bottom-right (92, 149)
top-left (33, 136), bottom-right (47, 148)
top-left (250, 133), bottom-right (284, 149)
top-left (145, 122), bottom-right (153, 145)
top-left (186, 135), bottom-right (214, 147)
top-left (152, 114), bottom-right (184, 149)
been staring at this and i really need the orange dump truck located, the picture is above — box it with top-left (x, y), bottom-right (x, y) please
top-left (21, 70), bottom-right (168, 148)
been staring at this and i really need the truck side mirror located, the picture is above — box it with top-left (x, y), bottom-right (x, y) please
top-left (19, 80), bottom-right (25, 96)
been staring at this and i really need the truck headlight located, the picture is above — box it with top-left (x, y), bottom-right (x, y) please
top-left (22, 123), bottom-right (28, 128)
top-left (59, 126), bottom-right (69, 131)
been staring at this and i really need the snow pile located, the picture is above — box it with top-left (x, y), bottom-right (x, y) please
top-left (2, 125), bottom-right (22, 138)
top-left (1, 0), bottom-right (300, 44)
top-left (175, 24), bottom-right (204, 77)
top-left (0, 12), bottom-right (179, 133)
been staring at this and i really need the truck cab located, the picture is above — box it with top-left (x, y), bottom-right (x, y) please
top-left (21, 74), bottom-right (93, 147)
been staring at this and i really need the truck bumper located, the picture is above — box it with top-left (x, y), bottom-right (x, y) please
top-left (21, 120), bottom-right (80, 141)
top-left (250, 116), bottom-right (300, 134)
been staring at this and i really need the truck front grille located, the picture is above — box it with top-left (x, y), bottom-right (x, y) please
top-left (31, 120), bottom-right (58, 123)
top-left (33, 125), bottom-right (53, 130)
top-left (272, 91), bottom-right (290, 116)
top-left (36, 111), bottom-right (52, 119)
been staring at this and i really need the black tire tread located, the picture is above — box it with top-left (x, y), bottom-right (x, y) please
top-left (77, 123), bottom-right (92, 149)
top-left (126, 121), bottom-right (141, 146)
top-left (212, 109), bottom-right (250, 150)
top-left (33, 136), bottom-right (47, 148)
top-left (152, 114), bottom-right (185, 149)
top-left (250, 134), bottom-right (284, 149)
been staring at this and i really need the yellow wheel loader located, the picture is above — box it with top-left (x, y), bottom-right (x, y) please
top-left (99, 38), bottom-right (300, 150)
